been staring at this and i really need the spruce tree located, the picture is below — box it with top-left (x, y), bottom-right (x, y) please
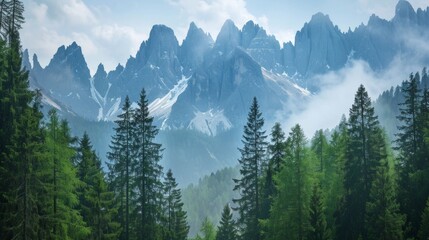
top-left (216, 205), bottom-right (237, 240)
top-left (261, 123), bottom-right (285, 221)
top-left (266, 124), bottom-right (311, 240)
top-left (365, 159), bottom-right (404, 240)
top-left (268, 122), bottom-right (286, 173)
top-left (308, 183), bottom-right (329, 240)
top-left (233, 97), bottom-right (267, 240)
top-left (107, 96), bottom-right (134, 240)
top-left (395, 72), bottom-right (429, 237)
top-left (163, 169), bottom-right (189, 240)
top-left (76, 132), bottom-right (120, 240)
top-left (1, 94), bottom-right (44, 239)
top-left (336, 84), bottom-right (387, 240)
top-left (131, 89), bottom-right (163, 240)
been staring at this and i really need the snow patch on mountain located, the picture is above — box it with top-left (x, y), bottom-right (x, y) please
top-left (262, 68), bottom-right (311, 96)
top-left (188, 109), bottom-right (232, 137)
top-left (42, 94), bottom-right (62, 111)
top-left (149, 75), bottom-right (190, 119)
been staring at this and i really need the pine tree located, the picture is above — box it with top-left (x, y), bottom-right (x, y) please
top-left (131, 89), bottom-right (163, 240)
top-left (266, 124), bottom-right (311, 240)
top-left (163, 169), bottom-right (189, 240)
top-left (336, 84), bottom-right (387, 240)
top-left (233, 97), bottom-right (267, 240)
top-left (216, 205), bottom-right (237, 240)
top-left (76, 132), bottom-right (120, 240)
top-left (307, 183), bottom-right (329, 240)
top-left (365, 159), bottom-right (404, 240)
top-left (418, 198), bottom-right (429, 240)
top-left (107, 96), bottom-right (134, 240)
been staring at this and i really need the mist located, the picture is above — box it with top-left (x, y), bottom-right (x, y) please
top-left (282, 34), bottom-right (429, 138)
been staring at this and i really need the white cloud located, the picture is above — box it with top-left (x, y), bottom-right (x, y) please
top-left (168, 0), bottom-right (267, 41)
top-left (283, 54), bottom-right (426, 138)
top-left (21, 0), bottom-right (144, 74)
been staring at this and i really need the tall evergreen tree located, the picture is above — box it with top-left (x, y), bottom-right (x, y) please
top-left (216, 205), bottom-right (237, 240)
top-left (261, 123), bottom-right (285, 221)
top-left (163, 169), bottom-right (189, 240)
top-left (336, 84), bottom-right (387, 240)
top-left (107, 96), bottom-right (134, 240)
top-left (76, 132), bottom-right (120, 240)
top-left (325, 118), bottom-right (347, 235)
top-left (233, 97), bottom-right (267, 240)
top-left (268, 122), bottom-right (286, 173)
top-left (311, 129), bottom-right (328, 172)
top-left (365, 159), bottom-right (404, 240)
top-left (1, 93), bottom-right (44, 239)
top-left (44, 110), bottom-right (89, 239)
top-left (395, 72), bottom-right (429, 237)
top-left (0, 4), bottom-right (45, 237)
top-left (266, 124), bottom-right (311, 240)
top-left (307, 183), bottom-right (329, 240)
top-left (131, 89), bottom-right (163, 240)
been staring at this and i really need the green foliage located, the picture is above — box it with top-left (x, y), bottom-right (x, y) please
top-left (216, 205), bottom-right (237, 240)
top-left (107, 96), bottom-right (133, 240)
top-left (76, 132), bottom-right (120, 240)
top-left (336, 85), bottom-right (387, 240)
top-left (182, 166), bottom-right (239, 237)
top-left (233, 97), bottom-right (268, 240)
top-left (193, 218), bottom-right (217, 240)
top-left (418, 197), bottom-right (429, 240)
top-left (44, 110), bottom-right (89, 239)
top-left (131, 89), bottom-right (164, 240)
top-left (163, 169), bottom-right (190, 240)
top-left (266, 124), bottom-right (312, 240)
top-left (395, 71), bottom-right (429, 238)
top-left (365, 159), bottom-right (404, 240)
top-left (307, 183), bottom-right (329, 240)
top-left (311, 129), bottom-right (329, 172)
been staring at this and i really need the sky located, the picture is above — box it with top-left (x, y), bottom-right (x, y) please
top-left (21, 0), bottom-right (429, 75)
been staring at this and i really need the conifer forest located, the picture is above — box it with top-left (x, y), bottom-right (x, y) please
top-left (2, 1), bottom-right (429, 239)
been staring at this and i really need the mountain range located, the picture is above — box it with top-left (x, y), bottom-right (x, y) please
top-left (23, 0), bottom-right (429, 184)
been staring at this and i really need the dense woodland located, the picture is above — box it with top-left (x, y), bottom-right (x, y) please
top-left (1, 1), bottom-right (429, 240)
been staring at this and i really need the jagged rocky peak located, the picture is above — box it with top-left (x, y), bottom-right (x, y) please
top-left (94, 63), bottom-right (108, 95)
top-left (214, 19), bottom-right (241, 54)
top-left (139, 24), bottom-right (180, 66)
top-left (241, 20), bottom-right (261, 48)
top-left (393, 0), bottom-right (416, 24)
top-left (180, 22), bottom-right (214, 75)
top-left (294, 11), bottom-right (348, 79)
top-left (46, 41), bottom-right (91, 85)
top-left (241, 20), bottom-right (281, 72)
top-left (22, 49), bottom-right (31, 71)
top-left (107, 63), bottom-right (124, 81)
top-left (32, 54), bottom-right (42, 71)
top-left (282, 41), bottom-right (296, 75)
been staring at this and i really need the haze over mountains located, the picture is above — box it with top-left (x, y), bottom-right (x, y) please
top-left (23, 0), bottom-right (429, 184)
